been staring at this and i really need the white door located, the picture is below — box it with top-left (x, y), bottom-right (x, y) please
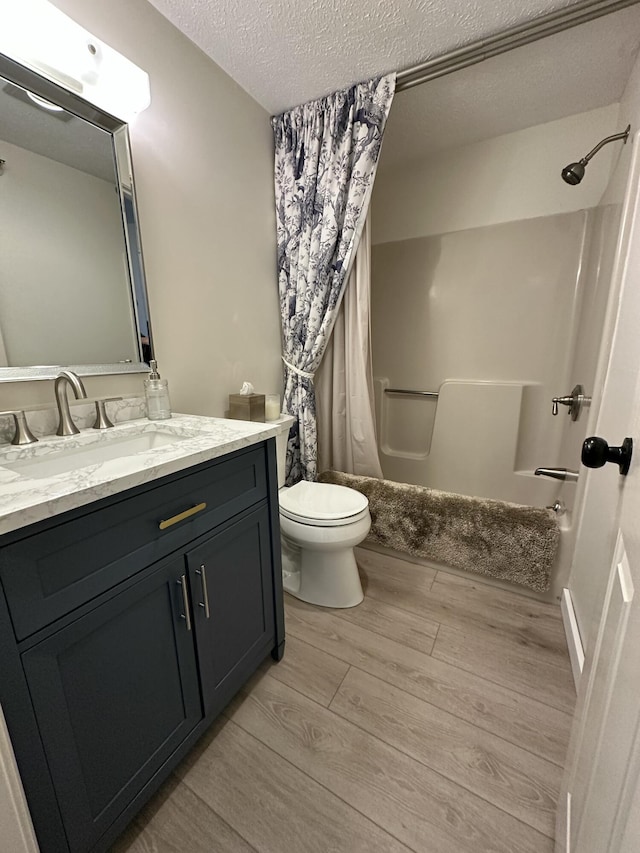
top-left (557, 137), bottom-right (640, 852)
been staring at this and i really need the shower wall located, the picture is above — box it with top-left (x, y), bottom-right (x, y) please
top-left (372, 211), bottom-right (589, 505)
top-left (371, 105), bottom-right (621, 509)
top-left (373, 104), bottom-right (620, 244)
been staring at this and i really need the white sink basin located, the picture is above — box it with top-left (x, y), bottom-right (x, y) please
top-left (0, 428), bottom-right (190, 480)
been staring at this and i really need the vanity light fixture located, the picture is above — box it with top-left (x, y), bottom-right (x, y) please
top-left (0, 0), bottom-right (150, 120)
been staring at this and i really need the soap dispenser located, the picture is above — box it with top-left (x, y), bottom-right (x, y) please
top-left (144, 360), bottom-right (171, 420)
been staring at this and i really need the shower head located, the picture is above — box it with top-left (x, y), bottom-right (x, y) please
top-left (562, 125), bottom-right (631, 185)
top-left (561, 160), bottom-right (587, 185)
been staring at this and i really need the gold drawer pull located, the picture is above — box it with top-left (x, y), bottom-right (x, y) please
top-left (159, 502), bottom-right (207, 530)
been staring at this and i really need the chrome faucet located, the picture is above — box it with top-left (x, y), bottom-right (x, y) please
top-left (535, 467), bottom-right (579, 483)
top-left (54, 370), bottom-right (88, 436)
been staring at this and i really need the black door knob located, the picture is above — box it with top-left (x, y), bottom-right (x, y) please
top-left (581, 436), bottom-right (633, 476)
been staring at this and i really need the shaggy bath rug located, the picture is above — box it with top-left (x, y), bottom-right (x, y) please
top-left (318, 471), bottom-right (559, 592)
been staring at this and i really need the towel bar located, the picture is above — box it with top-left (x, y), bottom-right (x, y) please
top-left (384, 388), bottom-right (439, 398)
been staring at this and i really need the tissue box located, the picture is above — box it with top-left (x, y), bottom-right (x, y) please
top-left (228, 393), bottom-right (265, 422)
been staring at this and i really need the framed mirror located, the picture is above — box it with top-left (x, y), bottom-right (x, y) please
top-left (0, 52), bottom-right (153, 382)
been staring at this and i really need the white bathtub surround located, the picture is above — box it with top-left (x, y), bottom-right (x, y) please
top-left (373, 105), bottom-right (621, 244)
top-left (0, 414), bottom-right (280, 535)
top-left (319, 470), bottom-right (559, 593)
top-left (376, 379), bottom-right (572, 507)
top-left (372, 211), bottom-right (590, 499)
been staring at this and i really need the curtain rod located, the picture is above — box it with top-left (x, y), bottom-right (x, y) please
top-left (396, 0), bottom-right (640, 92)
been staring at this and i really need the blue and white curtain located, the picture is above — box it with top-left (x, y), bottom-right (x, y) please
top-left (273, 74), bottom-right (395, 484)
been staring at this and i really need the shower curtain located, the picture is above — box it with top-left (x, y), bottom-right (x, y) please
top-left (273, 74), bottom-right (395, 484)
top-left (316, 216), bottom-right (383, 478)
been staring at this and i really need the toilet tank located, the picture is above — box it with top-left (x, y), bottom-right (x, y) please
top-left (272, 414), bottom-right (296, 488)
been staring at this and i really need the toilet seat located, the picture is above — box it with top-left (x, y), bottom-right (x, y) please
top-left (279, 481), bottom-right (369, 527)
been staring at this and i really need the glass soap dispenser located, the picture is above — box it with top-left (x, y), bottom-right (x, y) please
top-left (144, 359), bottom-right (171, 420)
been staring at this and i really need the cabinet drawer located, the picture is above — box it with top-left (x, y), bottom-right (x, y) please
top-left (0, 444), bottom-right (267, 640)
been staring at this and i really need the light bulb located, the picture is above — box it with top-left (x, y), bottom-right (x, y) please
top-left (26, 91), bottom-right (65, 112)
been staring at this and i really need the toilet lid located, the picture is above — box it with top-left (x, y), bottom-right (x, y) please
top-left (279, 481), bottom-right (369, 526)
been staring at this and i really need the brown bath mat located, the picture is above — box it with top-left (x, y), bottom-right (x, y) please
top-left (318, 471), bottom-right (559, 592)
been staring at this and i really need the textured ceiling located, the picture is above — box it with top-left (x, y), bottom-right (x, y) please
top-left (144, 0), bottom-right (640, 168)
top-left (381, 5), bottom-right (640, 167)
top-left (145, 0), bottom-right (583, 114)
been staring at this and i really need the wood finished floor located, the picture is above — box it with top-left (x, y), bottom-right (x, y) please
top-left (113, 547), bottom-right (575, 853)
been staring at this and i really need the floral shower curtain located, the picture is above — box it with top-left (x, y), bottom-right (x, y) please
top-left (273, 74), bottom-right (395, 484)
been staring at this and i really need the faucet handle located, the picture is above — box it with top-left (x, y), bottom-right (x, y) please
top-left (0, 410), bottom-right (38, 445)
top-left (552, 396), bottom-right (573, 416)
top-left (551, 384), bottom-right (592, 420)
top-left (92, 397), bottom-right (122, 430)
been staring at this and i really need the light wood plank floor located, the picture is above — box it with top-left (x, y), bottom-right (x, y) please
top-left (113, 547), bottom-right (575, 853)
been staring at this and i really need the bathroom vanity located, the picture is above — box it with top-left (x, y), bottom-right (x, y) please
top-left (0, 415), bottom-right (285, 853)
top-left (0, 22), bottom-right (286, 852)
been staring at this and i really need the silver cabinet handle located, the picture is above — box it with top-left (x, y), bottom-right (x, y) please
top-left (196, 564), bottom-right (211, 619)
top-left (177, 575), bottom-right (192, 631)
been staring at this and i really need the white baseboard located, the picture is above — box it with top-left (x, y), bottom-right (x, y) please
top-left (561, 588), bottom-right (584, 689)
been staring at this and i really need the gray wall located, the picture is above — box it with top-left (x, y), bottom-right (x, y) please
top-left (0, 0), bottom-right (282, 413)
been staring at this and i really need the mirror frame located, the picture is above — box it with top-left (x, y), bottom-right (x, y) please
top-left (0, 51), bottom-right (154, 382)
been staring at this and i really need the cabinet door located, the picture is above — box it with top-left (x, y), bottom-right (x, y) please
top-left (21, 556), bottom-right (201, 853)
top-left (187, 504), bottom-right (275, 717)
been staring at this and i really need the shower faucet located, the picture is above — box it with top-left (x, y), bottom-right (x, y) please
top-left (552, 384), bottom-right (591, 421)
top-left (535, 467), bottom-right (579, 483)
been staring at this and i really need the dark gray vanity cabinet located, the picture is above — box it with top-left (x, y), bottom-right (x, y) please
top-left (21, 554), bottom-right (202, 853)
top-left (0, 439), bottom-right (284, 853)
top-left (186, 504), bottom-right (275, 717)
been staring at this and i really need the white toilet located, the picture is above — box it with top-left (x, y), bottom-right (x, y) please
top-left (274, 416), bottom-right (371, 608)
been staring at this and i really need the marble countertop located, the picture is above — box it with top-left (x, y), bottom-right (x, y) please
top-left (0, 415), bottom-right (283, 536)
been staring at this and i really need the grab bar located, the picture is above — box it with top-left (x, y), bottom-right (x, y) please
top-left (385, 388), bottom-right (439, 398)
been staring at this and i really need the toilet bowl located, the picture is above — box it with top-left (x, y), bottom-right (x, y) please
top-left (273, 415), bottom-right (370, 608)
top-left (279, 481), bottom-right (370, 608)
